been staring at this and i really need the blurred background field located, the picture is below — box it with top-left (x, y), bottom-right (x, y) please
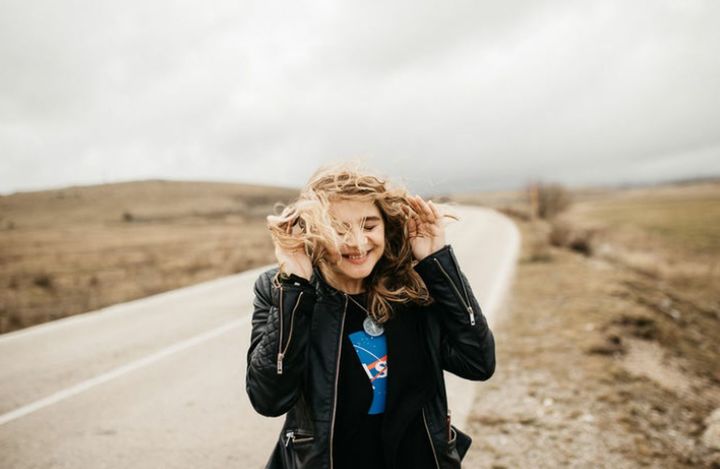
top-left (1, 177), bottom-right (717, 334)
top-left (1, 177), bottom-right (719, 466)
top-left (0, 181), bottom-right (296, 333)
top-left (455, 179), bottom-right (720, 468)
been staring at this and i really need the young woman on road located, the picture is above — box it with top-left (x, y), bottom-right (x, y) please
top-left (246, 162), bottom-right (495, 469)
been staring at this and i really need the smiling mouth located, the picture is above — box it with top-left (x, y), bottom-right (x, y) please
top-left (342, 251), bottom-right (368, 262)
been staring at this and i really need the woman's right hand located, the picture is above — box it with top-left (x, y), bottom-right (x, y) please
top-left (273, 221), bottom-right (313, 281)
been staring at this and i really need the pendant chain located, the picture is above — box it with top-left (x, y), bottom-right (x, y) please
top-left (345, 293), bottom-right (374, 320)
top-left (345, 292), bottom-right (384, 337)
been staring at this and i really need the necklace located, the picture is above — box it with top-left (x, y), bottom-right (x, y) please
top-left (346, 293), bottom-right (384, 337)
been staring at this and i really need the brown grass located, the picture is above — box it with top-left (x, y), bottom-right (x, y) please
top-left (0, 180), bottom-right (299, 333)
top-left (568, 182), bottom-right (720, 254)
top-left (454, 180), bottom-right (720, 468)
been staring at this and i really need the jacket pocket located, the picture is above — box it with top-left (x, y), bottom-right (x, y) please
top-left (284, 428), bottom-right (315, 447)
top-left (277, 428), bottom-right (315, 469)
top-left (448, 424), bottom-right (472, 460)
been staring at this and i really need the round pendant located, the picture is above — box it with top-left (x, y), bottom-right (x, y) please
top-left (363, 316), bottom-right (384, 337)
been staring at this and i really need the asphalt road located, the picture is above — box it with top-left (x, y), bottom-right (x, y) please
top-left (0, 205), bottom-right (520, 468)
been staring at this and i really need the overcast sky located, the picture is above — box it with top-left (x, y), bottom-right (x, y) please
top-left (1, 0), bottom-right (719, 196)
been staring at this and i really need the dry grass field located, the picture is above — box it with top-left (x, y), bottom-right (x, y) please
top-left (458, 180), bottom-right (720, 468)
top-left (0, 180), bottom-right (298, 333)
top-left (568, 182), bottom-right (720, 273)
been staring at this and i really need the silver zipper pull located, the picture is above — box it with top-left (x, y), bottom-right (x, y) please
top-left (277, 286), bottom-right (284, 375)
top-left (285, 430), bottom-right (294, 447)
top-left (467, 305), bottom-right (475, 325)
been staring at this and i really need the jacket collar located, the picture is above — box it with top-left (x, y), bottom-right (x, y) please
top-left (309, 264), bottom-right (362, 299)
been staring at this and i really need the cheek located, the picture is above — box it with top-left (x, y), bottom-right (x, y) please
top-left (371, 233), bottom-right (385, 251)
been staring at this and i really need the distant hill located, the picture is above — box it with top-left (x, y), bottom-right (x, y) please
top-left (0, 180), bottom-right (301, 230)
top-left (0, 180), bottom-right (300, 334)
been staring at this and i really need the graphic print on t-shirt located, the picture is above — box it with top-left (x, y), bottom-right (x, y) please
top-left (348, 331), bottom-right (388, 414)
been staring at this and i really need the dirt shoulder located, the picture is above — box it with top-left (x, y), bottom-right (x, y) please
top-left (463, 218), bottom-right (720, 468)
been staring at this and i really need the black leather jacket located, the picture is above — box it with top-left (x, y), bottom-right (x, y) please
top-left (246, 244), bottom-right (495, 468)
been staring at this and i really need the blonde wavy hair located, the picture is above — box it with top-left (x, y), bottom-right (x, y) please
top-left (266, 161), bottom-right (460, 323)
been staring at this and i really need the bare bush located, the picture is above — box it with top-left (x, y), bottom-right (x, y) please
top-left (549, 219), bottom-right (596, 256)
top-left (33, 273), bottom-right (54, 289)
top-left (568, 232), bottom-right (594, 256)
top-left (549, 219), bottom-right (573, 247)
top-left (530, 183), bottom-right (572, 219)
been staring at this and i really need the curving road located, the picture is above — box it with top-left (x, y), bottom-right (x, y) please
top-left (0, 205), bottom-right (520, 468)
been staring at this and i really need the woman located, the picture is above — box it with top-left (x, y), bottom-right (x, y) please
top-left (246, 162), bottom-right (495, 469)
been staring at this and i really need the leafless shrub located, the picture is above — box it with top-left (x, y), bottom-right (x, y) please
top-left (549, 219), bottom-right (573, 247)
top-left (33, 273), bottom-right (54, 289)
top-left (535, 183), bottom-right (572, 219)
top-left (612, 314), bottom-right (659, 340)
top-left (549, 219), bottom-right (596, 256)
top-left (586, 334), bottom-right (626, 356)
top-left (568, 232), bottom-right (594, 256)
top-left (122, 211), bottom-right (134, 222)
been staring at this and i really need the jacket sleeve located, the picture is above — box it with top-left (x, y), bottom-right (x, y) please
top-left (245, 269), bottom-right (316, 417)
top-left (413, 244), bottom-right (496, 381)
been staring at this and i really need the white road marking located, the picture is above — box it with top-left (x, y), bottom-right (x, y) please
top-left (0, 315), bottom-right (251, 426)
top-left (0, 265), bottom-right (270, 345)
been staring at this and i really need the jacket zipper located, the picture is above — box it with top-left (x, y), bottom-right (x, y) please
top-left (276, 287), bottom-right (305, 375)
top-left (422, 407), bottom-right (441, 469)
top-left (284, 429), bottom-right (315, 447)
top-left (329, 295), bottom-right (349, 469)
top-left (432, 258), bottom-right (475, 326)
top-left (449, 248), bottom-right (473, 314)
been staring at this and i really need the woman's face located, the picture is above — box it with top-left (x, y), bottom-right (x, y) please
top-left (326, 198), bottom-right (386, 282)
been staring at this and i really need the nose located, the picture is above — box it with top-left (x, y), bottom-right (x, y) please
top-left (347, 227), bottom-right (369, 250)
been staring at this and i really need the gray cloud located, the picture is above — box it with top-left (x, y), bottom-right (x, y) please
top-left (1, 0), bottom-right (719, 195)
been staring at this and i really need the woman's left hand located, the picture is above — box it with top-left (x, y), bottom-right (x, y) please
top-left (407, 195), bottom-right (446, 261)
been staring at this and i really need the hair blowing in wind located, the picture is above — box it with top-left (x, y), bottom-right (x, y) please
top-left (266, 161), bottom-right (460, 323)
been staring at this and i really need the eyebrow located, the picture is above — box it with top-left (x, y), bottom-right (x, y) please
top-left (337, 216), bottom-right (382, 225)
